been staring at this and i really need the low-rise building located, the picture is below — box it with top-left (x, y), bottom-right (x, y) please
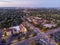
top-left (43, 24), bottom-right (57, 28)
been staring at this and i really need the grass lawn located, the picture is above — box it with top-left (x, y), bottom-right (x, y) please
top-left (57, 34), bottom-right (60, 39)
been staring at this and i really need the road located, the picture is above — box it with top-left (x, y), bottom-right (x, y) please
top-left (21, 17), bottom-right (58, 45)
top-left (0, 30), bottom-right (2, 38)
top-left (45, 27), bottom-right (60, 35)
top-left (11, 21), bottom-right (58, 45)
top-left (0, 17), bottom-right (58, 45)
top-left (23, 21), bottom-right (57, 45)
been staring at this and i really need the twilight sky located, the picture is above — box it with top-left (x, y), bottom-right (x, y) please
top-left (0, 0), bottom-right (60, 8)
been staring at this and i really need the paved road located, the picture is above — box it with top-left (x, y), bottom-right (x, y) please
top-left (0, 30), bottom-right (2, 43)
top-left (45, 27), bottom-right (60, 35)
top-left (21, 17), bottom-right (58, 45)
top-left (0, 17), bottom-right (58, 45)
top-left (12, 21), bottom-right (58, 45)
top-left (11, 33), bottom-right (48, 45)
top-left (0, 30), bottom-right (2, 38)
top-left (23, 22), bottom-right (57, 45)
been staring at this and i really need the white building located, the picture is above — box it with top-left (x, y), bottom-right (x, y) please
top-left (43, 24), bottom-right (57, 28)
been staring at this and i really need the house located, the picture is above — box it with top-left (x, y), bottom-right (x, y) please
top-left (43, 24), bottom-right (57, 28)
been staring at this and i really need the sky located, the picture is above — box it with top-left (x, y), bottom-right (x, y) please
top-left (0, 0), bottom-right (60, 8)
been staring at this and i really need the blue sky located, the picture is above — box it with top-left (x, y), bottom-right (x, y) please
top-left (0, 0), bottom-right (60, 8)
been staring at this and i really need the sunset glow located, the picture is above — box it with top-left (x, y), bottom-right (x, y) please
top-left (0, 0), bottom-right (60, 8)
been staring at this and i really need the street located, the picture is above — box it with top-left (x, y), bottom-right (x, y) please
top-left (11, 20), bottom-right (58, 45)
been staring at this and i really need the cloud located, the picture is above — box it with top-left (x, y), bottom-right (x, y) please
top-left (0, 0), bottom-right (36, 2)
top-left (0, 1), bottom-right (38, 7)
top-left (0, 0), bottom-right (41, 7)
top-left (0, 0), bottom-right (60, 7)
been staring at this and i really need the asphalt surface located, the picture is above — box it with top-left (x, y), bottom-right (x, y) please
top-left (0, 17), bottom-right (58, 45)
top-left (45, 27), bottom-right (60, 35)
top-left (11, 21), bottom-right (58, 45)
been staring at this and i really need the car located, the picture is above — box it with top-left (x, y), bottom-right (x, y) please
top-left (39, 39), bottom-right (46, 43)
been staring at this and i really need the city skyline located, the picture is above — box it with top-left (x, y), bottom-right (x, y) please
top-left (0, 0), bottom-right (60, 8)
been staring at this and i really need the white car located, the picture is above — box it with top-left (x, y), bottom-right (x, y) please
top-left (40, 39), bottom-right (46, 43)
